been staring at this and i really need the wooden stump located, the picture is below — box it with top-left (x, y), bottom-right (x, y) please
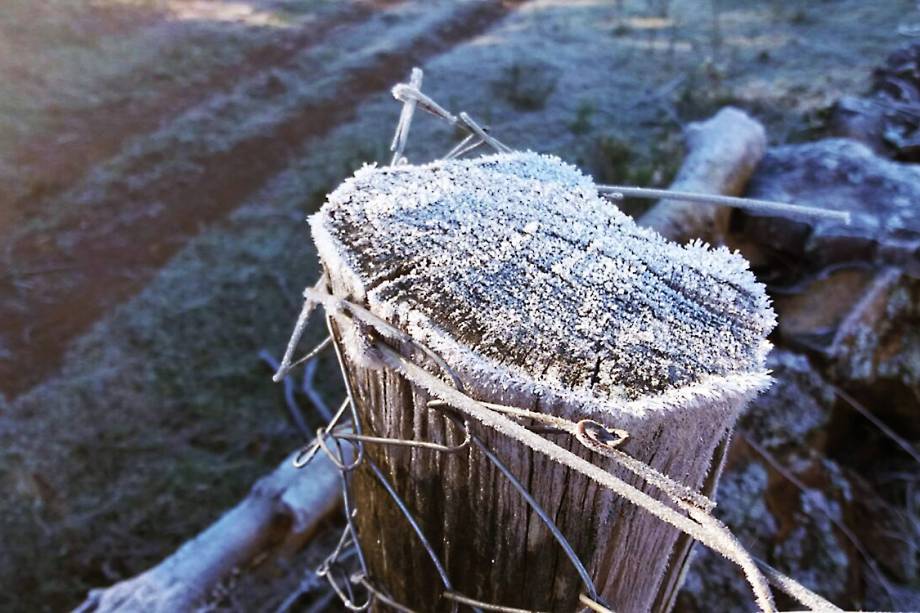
top-left (311, 152), bottom-right (775, 612)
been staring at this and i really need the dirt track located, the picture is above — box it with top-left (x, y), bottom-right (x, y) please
top-left (3, 2), bottom-right (915, 610)
top-left (0, 0), bottom-right (523, 398)
top-left (4, 1), bottom-right (390, 227)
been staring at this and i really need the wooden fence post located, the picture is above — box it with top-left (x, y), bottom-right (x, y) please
top-left (310, 151), bottom-right (774, 612)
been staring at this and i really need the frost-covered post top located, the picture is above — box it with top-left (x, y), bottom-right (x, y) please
top-left (311, 152), bottom-right (776, 418)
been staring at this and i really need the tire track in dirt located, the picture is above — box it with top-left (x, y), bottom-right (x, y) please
top-left (1, 0), bottom-right (525, 398)
top-left (3, 0), bottom-right (398, 234)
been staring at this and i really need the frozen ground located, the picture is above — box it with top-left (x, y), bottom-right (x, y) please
top-left (0, 0), bottom-right (915, 610)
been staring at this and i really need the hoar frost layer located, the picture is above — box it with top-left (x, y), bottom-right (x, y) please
top-left (312, 152), bottom-right (775, 413)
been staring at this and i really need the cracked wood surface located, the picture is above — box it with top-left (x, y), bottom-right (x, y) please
top-left (314, 152), bottom-right (774, 413)
top-left (313, 152), bottom-right (775, 612)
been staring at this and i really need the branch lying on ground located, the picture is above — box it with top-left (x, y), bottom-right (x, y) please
top-left (75, 445), bottom-right (345, 613)
top-left (638, 107), bottom-right (766, 243)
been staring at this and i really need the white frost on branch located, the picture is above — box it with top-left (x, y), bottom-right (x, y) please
top-left (310, 151), bottom-right (776, 419)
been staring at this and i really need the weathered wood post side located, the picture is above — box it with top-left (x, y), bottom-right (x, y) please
top-left (310, 152), bottom-right (775, 612)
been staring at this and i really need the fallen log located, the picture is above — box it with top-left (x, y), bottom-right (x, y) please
top-left (638, 107), bottom-right (766, 243)
top-left (75, 446), bottom-right (345, 613)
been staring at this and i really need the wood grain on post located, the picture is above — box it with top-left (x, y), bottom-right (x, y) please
top-left (639, 107), bottom-right (766, 244)
top-left (312, 152), bottom-right (775, 612)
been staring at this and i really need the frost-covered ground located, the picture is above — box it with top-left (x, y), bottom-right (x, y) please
top-left (1, 0), bottom-right (916, 610)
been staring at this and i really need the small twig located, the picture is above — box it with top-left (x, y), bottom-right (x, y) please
top-left (832, 386), bottom-right (920, 466)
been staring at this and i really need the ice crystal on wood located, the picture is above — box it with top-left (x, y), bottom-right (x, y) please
top-left (312, 151), bottom-right (775, 408)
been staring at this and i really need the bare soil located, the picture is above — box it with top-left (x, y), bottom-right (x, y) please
top-left (0, 0), bottom-right (520, 397)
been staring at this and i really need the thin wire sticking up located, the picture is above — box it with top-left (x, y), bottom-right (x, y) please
top-left (392, 83), bottom-right (457, 124)
top-left (273, 275), bottom-right (327, 382)
top-left (457, 112), bottom-right (513, 153)
top-left (287, 335), bottom-right (333, 372)
top-left (390, 68), bottom-right (423, 165)
top-left (444, 133), bottom-right (484, 160)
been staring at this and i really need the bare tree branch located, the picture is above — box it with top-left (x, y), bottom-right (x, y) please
top-left (75, 446), bottom-right (346, 613)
